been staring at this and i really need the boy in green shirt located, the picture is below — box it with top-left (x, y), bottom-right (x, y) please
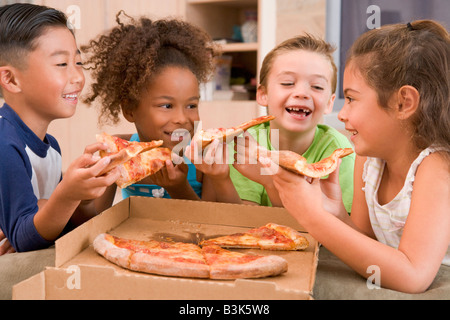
top-left (188, 34), bottom-right (354, 212)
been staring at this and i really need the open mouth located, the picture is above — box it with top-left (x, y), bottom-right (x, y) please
top-left (285, 106), bottom-right (312, 118)
top-left (62, 93), bottom-right (79, 102)
top-left (346, 128), bottom-right (358, 139)
top-left (167, 129), bottom-right (191, 142)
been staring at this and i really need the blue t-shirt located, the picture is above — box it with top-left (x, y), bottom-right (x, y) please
top-left (121, 134), bottom-right (202, 199)
top-left (0, 103), bottom-right (63, 252)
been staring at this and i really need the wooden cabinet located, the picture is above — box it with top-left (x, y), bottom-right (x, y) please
top-left (186, 0), bottom-right (263, 129)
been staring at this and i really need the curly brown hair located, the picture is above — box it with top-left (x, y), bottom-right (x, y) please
top-left (82, 11), bottom-right (219, 125)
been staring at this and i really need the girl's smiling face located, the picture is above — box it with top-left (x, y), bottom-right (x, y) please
top-left (257, 50), bottom-right (335, 134)
top-left (123, 66), bottom-right (200, 149)
top-left (338, 61), bottom-right (399, 157)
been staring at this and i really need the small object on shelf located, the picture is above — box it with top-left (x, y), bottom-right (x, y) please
top-left (214, 55), bottom-right (232, 91)
top-left (232, 25), bottom-right (243, 42)
top-left (241, 9), bottom-right (257, 43)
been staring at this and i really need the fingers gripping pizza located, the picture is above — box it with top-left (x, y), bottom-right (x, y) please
top-left (96, 132), bottom-right (172, 188)
top-left (192, 115), bottom-right (275, 150)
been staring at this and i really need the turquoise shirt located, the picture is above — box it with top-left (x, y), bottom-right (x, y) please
top-left (121, 134), bottom-right (202, 199)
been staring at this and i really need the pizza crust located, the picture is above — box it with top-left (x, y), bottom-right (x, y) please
top-left (129, 252), bottom-right (210, 279)
top-left (93, 233), bottom-right (132, 269)
top-left (208, 255), bottom-right (288, 280)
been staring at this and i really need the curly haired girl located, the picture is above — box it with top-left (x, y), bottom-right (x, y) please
top-left (82, 11), bottom-right (219, 204)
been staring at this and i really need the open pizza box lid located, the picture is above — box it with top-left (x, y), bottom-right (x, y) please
top-left (13, 197), bottom-right (319, 300)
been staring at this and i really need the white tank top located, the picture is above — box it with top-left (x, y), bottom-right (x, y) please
top-left (363, 147), bottom-right (450, 266)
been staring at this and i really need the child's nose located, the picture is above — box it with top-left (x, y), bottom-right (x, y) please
top-left (293, 83), bottom-right (310, 100)
top-left (337, 107), bottom-right (347, 122)
top-left (173, 108), bottom-right (189, 124)
top-left (70, 66), bottom-right (84, 85)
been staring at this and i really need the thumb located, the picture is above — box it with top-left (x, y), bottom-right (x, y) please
top-left (327, 158), bottom-right (342, 184)
top-left (258, 156), bottom-right (279, 176)
top-left (85, 155), bottom-right (112, 176)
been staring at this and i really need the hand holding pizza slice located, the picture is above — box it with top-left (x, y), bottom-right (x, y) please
top-left (95, 132), bottom-right (173, 188)
top-left (96, 132), bottom-right (163, 175)
top-left (191, 115), bottom-right (275, 150)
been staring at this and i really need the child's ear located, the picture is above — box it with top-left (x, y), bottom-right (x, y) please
top-left (256, 85), bottom-right (268, 107)
top-left (324, 93), bottom-right (336, 115)
top-left (396, 85), bottom-right (420, 120)
top-left (121, 100), bottom-right (135, 123)
top-left (0, 67), bottom-right (21, 94)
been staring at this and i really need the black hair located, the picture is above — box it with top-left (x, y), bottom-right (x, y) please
top-left (0, 3), bottom-right (70, 68)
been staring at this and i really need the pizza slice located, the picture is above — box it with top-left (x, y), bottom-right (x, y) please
top-left (202, 245), bottom-right (288, 280)
top-left (200, 223), bottom-right (309, 251)
top-left (192, 115), bottom-right (275, 149)
top-left (96, 132), bottom-right (163, 175)
top-left (257, 146), bottom-right (354, 178)
top-left (115, 147), bottom-right (173, 188)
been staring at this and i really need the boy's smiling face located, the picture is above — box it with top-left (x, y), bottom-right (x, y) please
top-left (257, 50), bottom-right (335, 135)
top-left (16, 26), bottom-right (85, 123)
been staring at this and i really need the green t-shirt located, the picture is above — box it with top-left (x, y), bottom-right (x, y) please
top-left (230, 123), bottom-right (355, 212)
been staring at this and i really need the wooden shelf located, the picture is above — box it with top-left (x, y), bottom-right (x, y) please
top-left (218, 42), bottom-right (258, 52)
top-left (188, 0), bottom-right (257, 7)
top-left (186, 0), bottom-right (260, 104)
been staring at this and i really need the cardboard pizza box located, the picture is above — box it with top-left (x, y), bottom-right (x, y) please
top-left (13, 197), bottom-right (319, 300)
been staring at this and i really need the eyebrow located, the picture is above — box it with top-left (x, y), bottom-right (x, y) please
top-left (343, 88), bottom-right (360, 95)
top-left (277, 71), bottom-right (329, 81)
top-left (50, 49), bottom-right (81, 57)
top-left (155, 95), bottom-right (200, 101)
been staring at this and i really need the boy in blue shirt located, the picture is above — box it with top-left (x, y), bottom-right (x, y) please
top-left (0, 3), bottom-right (119, 253)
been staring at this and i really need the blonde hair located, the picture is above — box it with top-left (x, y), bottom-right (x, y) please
top-left (347, 20), bottom-right (450, 154)
top-left (259, 34), bottom-right (338, 93)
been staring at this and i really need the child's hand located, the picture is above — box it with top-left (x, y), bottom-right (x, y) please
top-left (185, 139), bottom-right (230, 180)
top-left (147, 160), bottom-right (201, 200)
top-left (58, 142), bottom-right (120, 202)
top-left (258, 156), bottom-right (322, 224)
top-left (0, 229), bottom-right (15, 256)
top-left (233, 133), bottom-right (273, 186)
top-left (258, 155), bottom-right (347, 223)
top-left (318, 159), bottom-right (348, 217)
top-left (149, 160), bottom-right (189, 189)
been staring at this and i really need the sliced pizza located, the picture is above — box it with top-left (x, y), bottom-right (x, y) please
top-left (202, 245), bottom-right (288, 280)
top-left (93, 233), bottom-right (288, 280)
top-left (96, 132), bottom-right (163, 176)
top-left (192, 115), bottom-right (275, 149)
top-left (257, 146), bottom-right (354, 178)
top-left (200, 223), bottom-right (309, 251)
